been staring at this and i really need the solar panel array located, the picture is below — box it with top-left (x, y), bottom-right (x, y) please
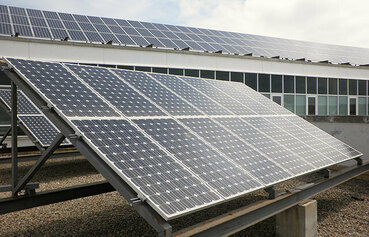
top-left (0, 89), bottom-right (70, 146)
top-left (1, 5), bottom-right (369, 65)
top-left (5, 57), bottom-right (362, 220)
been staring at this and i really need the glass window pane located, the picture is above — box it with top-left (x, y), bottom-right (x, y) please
top-left (271, 74), bottom-right (282, 93)
top-left (135, 66), bottom-right (151, 72)
top-left (272, 96), bottom-right (282, 105)
top-left (307, 77), bottom-right (316, 94)
top-left (296, 95), bottom-right (306, 115)
top-left (339, 79), bottom-right (348, 95)
top-left (349, 80), bottom-right (357, 95)
top-left (329, 78), bottom-right (337, 94)
top-left (262, 93), bottom-right (270, 99)
top-left (200, 70), bottom-right (215, 79)
top-left (245, 73), bottom-right (257, 90)
top-left (284, 95), bottom-right (294, 112)
top-left (329, 96), bottom-right (338, 115)
top-left (339, 96), bottom-right (348, 115)
top-left (349, 98), bottom-right (357, 115)
top-left (258, 74), bottom-right (270, 92)
top-left (231, 72), bottom-right (243, 83)
top-left (284, 75), bottom-right (294, 93)
top-left (358, 80), bottom-right (366, 95)
top-left (169, 68), bottom-right (183, 75)
top-left (358, 97), bottom-right (366, 115)
top-left (307, 97), bottom-right (316, 115)
top-left (152, 67), bottom-right (168, 74)
top-left (216, 71), bottom-right (229, 81)
top-left (296, 76), bottom-right (306, 93)
top-left (318, 78), bottom-right (327, 94)
top-left (117, 65), bottom-right (134, 70)
top-left (185, 69), bottom-right (199, 77)
top-left (318, 96), bottom-right (327, 115)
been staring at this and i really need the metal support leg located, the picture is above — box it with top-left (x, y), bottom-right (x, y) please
top-left (0, 126), bottom-right (11, 147)
top-left (11, 81), bottom-right (18, 197)
top-left (355, 157), bottom-right (363, 165)
top-left (12, 133), bottom-right (65, 196)
top-left (264, 186), bottom-right (278, 199)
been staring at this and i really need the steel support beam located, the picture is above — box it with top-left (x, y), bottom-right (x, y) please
top-left (0, 181), bottom-right (114, 214)
top-left (11, 81), bottom-right (17, 196)
top-left (0, 150), bottom-right (81, 164)
top-left (12, 133), bottom-right (65, 195)
top-left (4, 69), bottom-right (172, 237)
top-left (174, 161), bottom-right (369, 237)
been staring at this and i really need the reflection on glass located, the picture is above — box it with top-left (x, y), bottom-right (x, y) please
top-left (358, 97), bottom-right (366, 115)
top-left (245, 73), bottom-right (257, 90)
top-left (339, 96), bottom-right (348, 115)
top-left (349, 98), bottom-right (357, 115)
top-left (307, 77), bottom-right (316, 94)
top-left (284, 75), bottom-right (294, 93)
top-left (308, 97), bottom-right (316, 115)
top-left (284, 95), bottom-right (294, 112)
top-left (318, 96), bottom-right (327, 115)
top-left (271, 75), bottom-right (282, 93)
top-left (296, 95), bottom-right (306, 115)
top-left (259, 74), bottom-right (270, 92)
top-left (329, 96), bottom-right (338, 115)
top-left (272, 95), bottom-right (282, 105)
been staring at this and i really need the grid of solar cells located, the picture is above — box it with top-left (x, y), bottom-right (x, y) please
top-left (285, 116), bottom-right (361, 158)
top-left (2, 5), bottom-right (369, 65)
top-left (19, 115), bottom-right (70, 146)
top-left (265, 116), bottom-right (350, 163)
top-left (243, 117), bottom-right (334, 167)
top-left (180, 76), bottom-right (256, 115)
top-left (112, 69), bottom-right (202, 116)
top-left (0, 89), bottom-right (39, 114)
top-left (72, 119), bottom-right (221, 218)
top-left (215, 117), bottom-right (315, 175)
top-left (134, 118), bottom-right (262, 197)
top-left (7, 58), bottom-right (119, 117)
top-left (179, 118), bottom-right (291, 184)
top-left (205, 80), bottom-right (277, 115)
top-left (149, 73), bottom-right (232, 116)
top-left (65, 64), bottom-right (166, 117)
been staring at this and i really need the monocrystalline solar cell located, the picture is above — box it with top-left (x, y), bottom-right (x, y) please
top-left (50, 28), bottom-right (68, 39)
top-left (114, 34), bottom-right (135, 45)
top-left (112, 69), bottom-right (202, 116)
top-left (32, 27), bottom-right (51, 38)
top-left (0, 14), bottom-right (10, 23)
top-left (63, 20), bottom-right (80, 30)
top-left (72, 119), bottom-right (222, 218)
top-left (11, 15), bottom-right (29, 25)
top-left (149, 73), bottom-right (231, 115)
top-left (13, 24), bottom-right (33, 37)
top-left (66, 64), bottom-right (166, 117)
top-left (180, 76), bottom-right (257, 115)
top-left (26, 9), bottom-right (43, 18)
top-left (29, 17), bottom-right (47, 27)
top-left (134, 118), bottom-right (263, 197)
top-left (67, 30), bottom-right (86, 41)
top-left (7, 58), bottom-right (119, 117)
top-left (0, 23), bottom-right (12, 35)
top-left (0, 89), bottom-right (40, 114)
top-left (19, 115), bottom-right (70, 146)
top-left (46, 19), bottom-right (64, 29)
top-left (84, 31), bottom-right (103, 42)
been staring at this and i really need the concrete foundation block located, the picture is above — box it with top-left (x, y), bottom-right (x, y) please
top-left (276, 199), bottom-right (317, 237)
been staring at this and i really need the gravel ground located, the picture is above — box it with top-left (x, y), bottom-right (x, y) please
top-left (0, 155), bottom-right (368, 236)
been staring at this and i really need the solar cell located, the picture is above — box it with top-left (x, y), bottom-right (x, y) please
top-left (149, 73), bottom-right (231, 115)
top-left (72, 119), bottom-right (222, 218)
top-left (112, 69), bottom-right (202, 116)
top-left (7, 58), bottom-right (119, 117)
top-left (180, 76), bottom-right (257, 115)
top-left (65, 64), bottom-right (166, 117)
top-left (0, 89), bottom-right (39, 114)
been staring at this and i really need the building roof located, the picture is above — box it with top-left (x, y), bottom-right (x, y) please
top-left (1, 4), bottom-right (369, 66)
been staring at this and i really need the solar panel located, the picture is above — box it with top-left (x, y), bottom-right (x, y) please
top-left (0, 89), bottom-right (71, 146)
top-left (5, 57), bottom-right (362, 221)
top-left (1, 4), bottom-right (369, 65)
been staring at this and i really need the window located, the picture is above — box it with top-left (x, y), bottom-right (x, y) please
top-left (307, 77), bottom-right (316, 94)
top-left (284, 75), bottom-right (294, 93)
top-left (216, 71), bottom-right (229, 81)
top-left (296, 76), bottom-right (306, 93)
top-left (296, 95), bottom-right (306, 115)
top-left (117, 65), bottom-right (134, 70)
top-left (152, 67), bottom-right (168, 74)
top-left (245, 73), bottom-right (257, 90)
top-left (329, 96), bottom-right (338, 115)
top-left (339, 96), bottom-right (348, 115)
top-left (263, 93), bottom-right (270, 99)
top-left (185, 69), bottom-right (199, 77)
top-left (258, 74), bottom-right (270, 92)
top-left (358, 97), bottom-right (366, 115)
top-left (135, 66), bottom-right (151, 72)
top-left (271, 75), bottom-right (282, 93)
top-left (169, 68), bottom-right (183, 75)
top-left (318, 96), bottom-right (327, 115)
top-left (339, 79), bottom-right (348, 95)
top-left (349, 80), bottom-right (357, 95)
top-left (358, 80), bottom-right (366, 95)
top-left (231, 72), bottom-right (243, 83)
top-left (200, 70), bottom-right (215, 79)
top-left (284, 95), bottom-right (294, 112)
top-left (329, 78), bottom-right (337, 94)
top-left (318, 78), bottom-right (327, 94)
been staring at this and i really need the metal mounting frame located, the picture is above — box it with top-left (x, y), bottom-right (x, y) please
top-left (1, 67), bottom-right (368, 237)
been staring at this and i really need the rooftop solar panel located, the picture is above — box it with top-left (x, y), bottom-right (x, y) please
top-left (1, 4), bottom-right (368, 65)
top-left (5, 57), bottom-right (362, 220)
